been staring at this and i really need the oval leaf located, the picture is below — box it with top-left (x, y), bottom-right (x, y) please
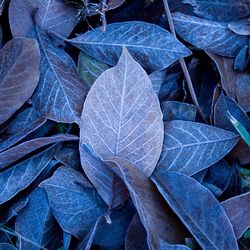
top-left (32, 27), bottom-right (87, 124)
top-left (69, 21), bottom-right (191, 72)
top-left (173, 12), bottom-right (249, 57)
top-left (157, 120), bottom-right (239, 176)
top-left (0, 38), bottom-right (40, 124)
top-left (152, 171), bottom-right (239, 250)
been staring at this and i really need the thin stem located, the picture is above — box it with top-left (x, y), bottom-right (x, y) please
top-left (0, 0), bottom-right (8, 15)
top-left (162, 0), bottom-right (208, 123)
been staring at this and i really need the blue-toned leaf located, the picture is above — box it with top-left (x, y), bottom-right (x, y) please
top-left (69, 21), bottom-right (191, 72)
top-left (229, 18), bottom-right (250, 35)
top-left (0, 38), bottom-right (40, 125)
top-left (173, 12), bottom-right (249, 57)
top-left (0, 134), bottom-right (78, 169)
top-left (55, 142), bottom-right (81, 170)
top-left (40, 167), bottom-right (107, 239)
top-left (15, 188), bottom-right (60, 250)
top-left (0, 243), bottom-right (17, 250)
top-left (161, 101), bottom-right (196, 122)
top-left (9, 0), bottom-right (78, 38)
top-left (80, 49), bottom-right (163, 206)
top-left (149, 69), bottom-right (168, 95)
top-left (222, 192), bottom-right (250, 239)
top-left (77, 52), bottom-right (109, 88)
top-left (157, 120), bottom-right (239, 176)
top-left (63, 232), bottom-right (71, 250)
top-left (152, 171), bottom-right (239, 250)
top-left (234, 46), bottom-right (249, 72)
top-left (103, 157), bottom-right (189, 250)
top-left (0, 144), bottom-right (59, 205)
top-left (32, 27), bottom-right (87, 124)
top-left (183, 0), bottom-right (250, 22)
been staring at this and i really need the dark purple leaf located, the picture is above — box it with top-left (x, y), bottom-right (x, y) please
top-left (157, 120), bottom-right (239, 176)
top-left (222, 192), bottom-right (250, 239)
top-left (80, 49), bottom-right (163, 206)
top-left (0, 134), bottom-right (78, 169)
top-left (9, 0), bottom-right (78, 38)
top-left (15, 188), bottom-right (60, 250)
top-left (161, 101), bottom-right (196, 122)
top-left (103, 157), bottom-right (189, 249)
top-left (183, 0), bottom-right (250, 22)
top-left (152, 171), bottom-right (239, 250)
top-left (206, 52), bottom-right (237, 99)
top-left (0, 144), bottom-right (59, 205)
top-left (173, 12), bottom-right (249, 57)
top-left (236, 71), bottom-right (250, 112)
top-left (229, 18), bottom-right (250, 35)
top-left (126, 214), bottom-right (149, 250)
top-left (0, 38), bottom-right (40, 125)
top-left (69, 21), bottom-right (192, 72)
top-left (32, 27), bottom-right (87, 124)
top-left (77, 52), bottom-right (109, 88)
top-left (40, 166), bottom-right (107, 239)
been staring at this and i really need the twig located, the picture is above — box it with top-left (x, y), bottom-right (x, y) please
top-left (0, 0), bottom-right (8, 15)
top-left (162, 0), bottom-right (208, 123)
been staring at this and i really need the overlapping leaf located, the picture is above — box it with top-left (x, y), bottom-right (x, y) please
top-left (222, 192), bottom-right (250, 239)
top-left (32, 27), bottom-right (87, 124)
top-left (152, 171), bottom-right (239, 250)
top-left (9, 0), bottom-right (78, 38)
top-left (80, 49), bottom-right (163, 206)
top-left (104, 157), bottom-right (189, 250)
top-left (0, 38), bottom-right (40, 125)
top-left (15, 188), bottom-right (60, 250)
top-left (0, 144), bottom-right (59, 205)
top-left (172, 12), bottom-right (249, 57)
top-left (229, 18), bottom-right (250, 35)
top-left (183, 0), bottom-right (250, 22)
top-left (40, 167), bottom-right (107, 239)
top-left (0, 134), bottom-right (78, 169)
top-left (157, 120), bottom-right (239, 176)
top-left (69, 21), bottom-right (192, 72)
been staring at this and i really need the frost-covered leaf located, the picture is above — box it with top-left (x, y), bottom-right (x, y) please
top-left (0, 243), bottom-right (17, 250)
top-left (15, 188), bottom-right (60, 250)
top-left (0, 134), bottom-right (78, 169)
top-left (157, 120), bottom-right (239, 176)
top-left (104, 157), bottom-right (188, 250)
top-left (9, 0), bottom-right (78, 38)
top-left (32, 27), bottom-right (87, 124)
top-left (77, 52), bottom-right (109, 88)
top-left (161, 101), bottom-right (196, 122)
top-left (0, 144), bottom-right (59, 205)
top-left (234, 46), bottom-right (249, 72)
top-left (173, 12), bottom-right (249, 57)
top-left (183, 0), bottom-right (250, 22)
top-left (222, 192), bottom-right (250, 239)
top-left (40, 167), bottom-right (107, 239)
top-left (80, 48), bottom-right (163, 206)
top-left (149, 69), bottom-right (168, 95)
top-left (0, 38), bottom-right (40, 125)
top-left (69, 21), bottom-right (191, 72)
top-left (229, 18), bottom-right (250, 36)
top-left (152, 171), bottom-right (239, 250)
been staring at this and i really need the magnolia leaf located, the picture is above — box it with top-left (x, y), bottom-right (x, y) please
top-left (0, 38), bottom-right (40, 125)
top-left (157, 120), bottom-right (239, 176)
top-left (228, 18), bottom-right (250, 36)
top-left (69, 21), bottom-right (191, 72)
top-left (80, 48), bottom-right (163, 206)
